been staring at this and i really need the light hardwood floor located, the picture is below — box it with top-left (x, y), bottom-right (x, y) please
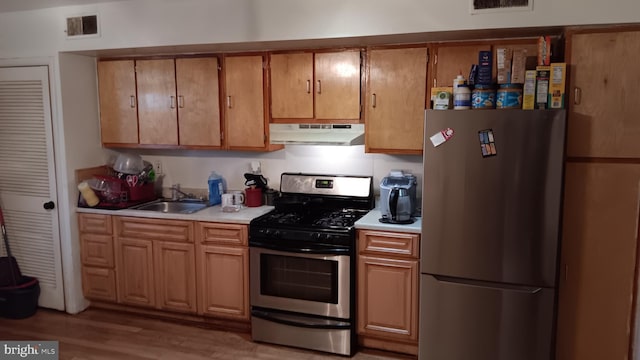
top-left (0, 308), bottom-right (413, 360)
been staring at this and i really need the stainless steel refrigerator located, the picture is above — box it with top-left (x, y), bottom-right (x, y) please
top-left (419, 109), bottom-right (566, 360)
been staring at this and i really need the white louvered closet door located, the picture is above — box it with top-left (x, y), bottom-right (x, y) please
top-left (0, 66), bottom-right (64, 311)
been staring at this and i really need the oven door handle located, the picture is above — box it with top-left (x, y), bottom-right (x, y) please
top-left (252, 308), bottom-right (351, 330)
top-left (249, 241), bottom-right (350, 255)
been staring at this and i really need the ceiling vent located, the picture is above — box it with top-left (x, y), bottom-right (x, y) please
top-left (65, 14), bottom-right (98, 37)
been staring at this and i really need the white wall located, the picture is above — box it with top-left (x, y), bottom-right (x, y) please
top-left (0, 0), bottom-right (637, 314)
top-left (1, 0), bottom-right (639, 58)
top-left (129, 146), bottom-right (423, 199)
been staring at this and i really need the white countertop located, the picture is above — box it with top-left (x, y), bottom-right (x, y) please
top-left (354, 209), bottom-right (422, 234)
top-left (78, 203), bottom-right (421, 233)
top-left (76, 203), bottom-right (274, 224)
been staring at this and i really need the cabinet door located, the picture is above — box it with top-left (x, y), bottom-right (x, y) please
top-left (154, 241), bottom-right (197, 313)
top-left (315, 51), bottom-right (361, 120)
top-left (357, 254), bottom-right (418, 342)
top-left (196, 243), bottom-right (249, 320)
top-left (80, 233), bottom-right (114, 268)
top-left (270, 53), bottom-right (314, 119)
top-left (78, 213), bottom-right (112, 235)
top-left (97, 60), bottom-right (138, 145)
top-left (556, 162), bottom-right (640, 360)
top-left (224, 55), bottom-right (267, 150)
top-left (567, 30), bottom-right (640, 158)
top-left (116, 238), bottom-right (155, 307)
top-left (136, 59), bottom-right (178, 145)
top-left (82, 267), bottom-right (117, 302)
top-left (176, 57), bottom-right (222, 147)
top-left (366, 47), bottom-right (428, 154)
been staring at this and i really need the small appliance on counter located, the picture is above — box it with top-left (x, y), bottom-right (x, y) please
top-left (244, 169), bottom-right (270, 207)
top-left (379, 170), bottom-right (418, 224)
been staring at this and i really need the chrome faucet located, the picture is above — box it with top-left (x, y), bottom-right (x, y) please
top-left (170, 184), bottom-right (202, 201)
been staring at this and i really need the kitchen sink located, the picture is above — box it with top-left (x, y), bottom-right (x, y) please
top-left (131, 199), bottom-right (209, 214)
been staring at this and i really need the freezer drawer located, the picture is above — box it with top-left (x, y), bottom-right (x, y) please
top-left (419, 274), bottom-right (555, 360)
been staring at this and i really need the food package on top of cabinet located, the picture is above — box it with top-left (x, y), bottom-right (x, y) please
top-left (535, 66), bottom-right (551, 109)
top-left (477, 51), bottom-right (492, 85)
top-left (538, 36), bottom-right (552, 66)
top-left (510, 48), bottom-right (528, 84)
top-left (522, 70), bottom-right (537, 110)
top-left (548, 63), bottom-right (567, 109)
top-left (431, 87), bottom-right (453, 110)
top-left (496, 48), bottom-right (513, 84)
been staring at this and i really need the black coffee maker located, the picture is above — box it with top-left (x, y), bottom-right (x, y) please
top-left (379, 172), bottom-right (417, 224)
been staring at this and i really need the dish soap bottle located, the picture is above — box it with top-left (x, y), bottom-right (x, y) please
top-left (208, 172), bottom-right (224, 206)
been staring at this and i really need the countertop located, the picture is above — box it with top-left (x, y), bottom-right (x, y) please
top-left (76, 203), bottom-right (274, 224)
top-left (78, 203), bottom-right (422, 234)
top-left (354, 209), bottom-right (422, 234)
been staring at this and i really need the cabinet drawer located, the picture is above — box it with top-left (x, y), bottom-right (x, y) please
top-left (78, 213), bottom-right (113, 234)
top-left (82, 266), bottom-right (117, 302)
top-left (358, 230), bottom-right (419, 258)
top-left (116, 217), bottom-right (194, 243)
top-left (80, 233), bottom-right (114, 267)
top-left (197, 222), bottom-right (248, 246)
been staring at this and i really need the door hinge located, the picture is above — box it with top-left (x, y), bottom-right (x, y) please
top-left (220, 131), bottom-right (224, 141)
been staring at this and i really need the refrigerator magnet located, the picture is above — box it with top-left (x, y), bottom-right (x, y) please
top-left (430, 128), bottom-right (454, 147)
top-left (478, 129), bottom-right (497, 157)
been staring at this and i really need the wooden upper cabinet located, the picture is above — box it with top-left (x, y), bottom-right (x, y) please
top-left (365, 47), bottom-right (428, 154)
top-left (176, 57), bottom-right (222, 147)
top-left (97, 60), bottom-right (139, 145)
top-left (270, 50), bottom-right (361, 122)
top-left (223, 55), bottom-right (269, 150)
top-left (432, 44), bottom-right (491, 89)
top-left (136, 59), bottom-right (178, 145)
top-left (567, 30), bottom-right (640, 158)
top-left (556, 162), bottom-right (640, 360)
top-left (315, 51), bottom-right (361, 120)
top-left (270, 53), bottom-right (314, 119)
top-left (98, 57), bottom-right (222, 148)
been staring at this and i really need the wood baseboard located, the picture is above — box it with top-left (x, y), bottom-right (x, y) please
top-left (89, 301), bottom-right (251, 333)
top-left (358, 335), bottom-right (419, 357)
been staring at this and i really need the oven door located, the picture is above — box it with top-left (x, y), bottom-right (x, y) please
top-left (249, 246), bottom-right (350, 319)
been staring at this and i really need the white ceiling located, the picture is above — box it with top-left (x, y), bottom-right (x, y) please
top-left (0, 0), bottom-right (129, 13)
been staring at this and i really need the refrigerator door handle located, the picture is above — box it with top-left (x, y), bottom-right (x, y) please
top-left (432, 275), bottom-right (543, 294)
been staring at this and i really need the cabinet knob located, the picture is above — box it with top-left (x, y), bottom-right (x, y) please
top-left (170, 96), bottom-right (176, 109)
top-left (371, 93), bottom-right (377, 108)
top-left (43, 201), bottom-right (55, 210)
top-left (227, 96), bottom-right (232, 108)
top-left (306, 80), bottom-right (311, 94)
top-left (317, 80), bottom-right (322, 94)
top-left (129, 96), bottom-right (136, 108)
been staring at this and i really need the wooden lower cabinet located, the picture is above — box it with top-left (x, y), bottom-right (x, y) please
top-left (114, 217), bottom-right (196, 313)
top-left (78, 213), bottom-right (117, 302)
top-left (357, 229), bottom-right (420, 355)
top-left (81, 266), bottom-right (117, 302)
top-left (154, 241), bottom-right (197, 313)
top-left (116, 237), bottom-right (156, 308)
top-left (196, 222), bottom-right (249, 321)
top-left (196, 244), bottom-right (249, 319)
top-left (556, 162), bottom-right (640, 360)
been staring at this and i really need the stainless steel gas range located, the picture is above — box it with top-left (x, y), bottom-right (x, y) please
top-left (249, 173), bottom-right (374, 356)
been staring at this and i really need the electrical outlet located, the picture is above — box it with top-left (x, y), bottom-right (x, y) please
top-left (154, 160), bottom-right (163, 175)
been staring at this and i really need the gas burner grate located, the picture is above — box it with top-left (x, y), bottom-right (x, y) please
top-left (312, 209), bottom-right (366, 228)
top-left (267, 212), bottom-right (303, 225)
